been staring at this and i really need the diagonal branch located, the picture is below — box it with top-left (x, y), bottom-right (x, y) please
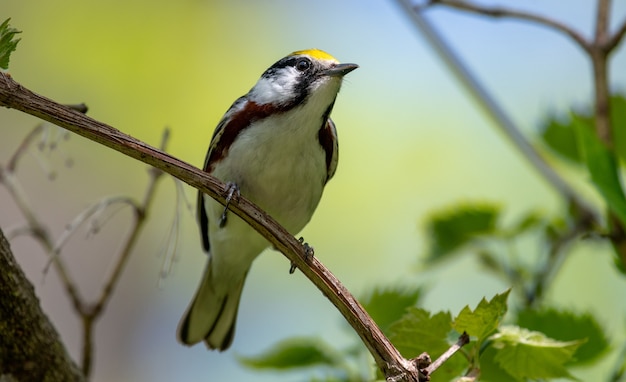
top-left (0, 72), bottom-right (424, 381)
top-left (605, 17), bottom-right (626, 52)
top-left (424, 0), bottom-right (592, 52)
top-left (396, 0), bottom-right (599, 223)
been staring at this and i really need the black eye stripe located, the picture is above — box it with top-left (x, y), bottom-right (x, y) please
top-left (262, 56), bottom-right (315, 78)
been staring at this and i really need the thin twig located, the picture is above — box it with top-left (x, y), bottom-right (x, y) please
top-left (424, 0), bottom-right (591, 52)
top-left (0, 165), bottom-right (85, 312)
top-left (0, 69), bottom-right (424, 382)
top-left (605, 17), bottom-right (626, 52)
top-left (45, 196), bottom-right (138, 273)
top-left (79, 129), bottom-right (169, 377)
top-left (395, 0), bottom-right (598, 222)
top-left (423, 332), bottom-right (470, 377)
top-left (525, 210), bottom-right (594, 307)
top-left (7, 123), bottom-right (45, 171)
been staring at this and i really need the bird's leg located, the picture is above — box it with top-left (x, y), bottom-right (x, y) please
top-left (289, 237), bottom-right (315, 274)
top-left (219, 182), bottom-right (240, 228)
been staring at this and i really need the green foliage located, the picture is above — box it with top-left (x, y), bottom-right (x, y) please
top-left (489, 326), bottom-right (582, 381)
top-left (539, 95), bottom-right (626, 164)
top-left (426, 203), bottom-right (500, 261)
top-left (452, 290), bottom-right (510, 342)
top-left (0, 18), bottom-right (21, 70)
top-left (517, 308), bottom-right (609, 364)
top-left (388, 308), bottom-right (452, 359)
top-left (361, 285), bottom-right (422, 335)
top-left (540, 114), bottom-right (587, 163)
top-left (387, 308), bottom-right (463, 381)
top-left (238, 337), bottom-right (342, 370)
top-left (237, 92), bottom-right (626, 381)
top-left (573, 113), bottom-right (626, 227)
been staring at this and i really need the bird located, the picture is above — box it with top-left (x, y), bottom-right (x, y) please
top-left (177, 49), bottom-right (358, 351)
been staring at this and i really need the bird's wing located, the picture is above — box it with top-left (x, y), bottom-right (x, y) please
top-left (320, 117), bottom-right (339, 183)
top-left (197, 96), bottom-right (248, 253)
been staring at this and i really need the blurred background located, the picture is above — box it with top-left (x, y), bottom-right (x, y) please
top-left (1, 0), bottom-right (626, 381)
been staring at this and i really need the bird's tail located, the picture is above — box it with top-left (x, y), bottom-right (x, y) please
top-left (177, 259), bottom-right (247, 351)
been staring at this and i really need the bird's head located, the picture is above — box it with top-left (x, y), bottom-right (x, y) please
top-left (247, 49), bottom-right (358, 109)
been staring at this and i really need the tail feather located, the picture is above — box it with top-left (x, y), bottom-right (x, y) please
top-left (177, 259), bottom-right (247, 351)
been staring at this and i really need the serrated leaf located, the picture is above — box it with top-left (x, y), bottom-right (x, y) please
top-left (425, 203), bottom-right (500, 261)
top-left (361, 285), bottom-right (423, 334)
top-left (490, 325), bottom-right (582, 380)
top-left (573, 113), bottom-right (626, 227)
top-left (0, 18), bottom-right (22, 70)
top-left (237, 337), bottom-right (341, 370)
top-left (452, 290), bottom-right (510, 341)
top-left (517, 308), bottom-right (609, 364)
top-left (388, 308), bottom-right (467, 381)
top-left (388, 307), bottom-right (452, 358)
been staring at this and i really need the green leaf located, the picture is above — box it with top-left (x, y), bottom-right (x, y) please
top-left (237, 337), bottom-right (342, 370)
top-left (489, 325), bottom-right (582, 380)
top-left (0, 18), bottom-right (21, 70)
top-left (388, 308), bottom-right (467, 380)
top-left (506, 211), bottom-right (545, 236)
top-left (573, 113), bottom-right (626, 227)
top-left (425, 203), bottom-right (500, 261)
top-left (540, 115), bottom-right (585, 163)
top-left (452, 290), bottom-right (510, 342)
top-left (517, 308), bottom-right (609, 364)
top-left (610, 95), bottom-right (626, 163)
top-left (361, 285), bottom-right (423, 334)
top-left (479, 346), bottom-right (518, 382)
top-left (540, 94), bottom-right (626, 163)
top-left (388, 307), bottom-right (452, 358)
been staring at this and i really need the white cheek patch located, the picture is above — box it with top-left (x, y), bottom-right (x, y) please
top-left (249, 68), bottom-right (299, 105)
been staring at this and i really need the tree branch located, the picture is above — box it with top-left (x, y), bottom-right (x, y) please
top-left (424, 0), bottom-right (591, 52)
top-left (0, 228), bottom-right (85, 382)
top-left (395, 0), bottom-right (599, 223)
top-left (605, 16), bottom-right (626, 52)
top-left (0, 72), bottom-right (424, 381)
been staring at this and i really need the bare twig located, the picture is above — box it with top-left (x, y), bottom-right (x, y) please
top-left (45, 196), bottom-right (138, 272)
top-left (1, 116), bottom-right (171, 377)
top-left (6, 123), bottom-right (45, 171)
top-left (605, 17), bottom-right (626, 52)
top-left (423, 332), bottom-right (470, 377)
top-left (423, 0), bottom-right (591, 52)
top-left (591, 0), bottom-right (613, 144)
top-left (395, 0), bottom-right (598, 222)
top-left (0, 72), bottom-right (425, 381)
top-left (0, 164), bottom-right (85, 312)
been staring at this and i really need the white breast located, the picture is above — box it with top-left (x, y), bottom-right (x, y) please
top-left (211, 81), bottom-right (340, 234)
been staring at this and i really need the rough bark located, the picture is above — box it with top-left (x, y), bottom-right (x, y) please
top-left (0, 228), bottom-right (84, 382)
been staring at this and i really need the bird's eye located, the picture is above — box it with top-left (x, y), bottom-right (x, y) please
top-left (295, 58), bottom-right (311, 72)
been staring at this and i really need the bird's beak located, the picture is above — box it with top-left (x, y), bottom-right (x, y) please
top-left (325, 63), bottom-right (359, 77)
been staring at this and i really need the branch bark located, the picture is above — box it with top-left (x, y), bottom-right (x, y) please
top-left (0, 228), bottom-right (85, 382)
top-left (424, 0), bottom-right (591, 52)
top-left (0, 73), bottom-right (426, 380)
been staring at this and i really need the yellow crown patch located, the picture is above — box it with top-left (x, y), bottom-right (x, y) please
top-left (290, 49), bottom-right (339, 63)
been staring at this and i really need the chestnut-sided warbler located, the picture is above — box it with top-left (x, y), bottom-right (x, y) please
top-left (177, 49), bottom-right (358, 350)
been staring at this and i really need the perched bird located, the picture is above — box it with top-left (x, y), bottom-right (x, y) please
top-left (177, 49), bottom-right (358, 350)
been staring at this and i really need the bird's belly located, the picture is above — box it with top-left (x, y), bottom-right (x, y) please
top-left (218, 144), bottom-right (326, 234)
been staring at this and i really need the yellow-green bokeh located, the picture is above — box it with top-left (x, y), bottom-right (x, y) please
top-left (2, 1), bottom-right (626, 381)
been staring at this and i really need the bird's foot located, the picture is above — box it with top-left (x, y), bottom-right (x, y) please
top-left (289, 237), bottom-right (315, 274)
top-left (219, 182), bottom-right (240, 228)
